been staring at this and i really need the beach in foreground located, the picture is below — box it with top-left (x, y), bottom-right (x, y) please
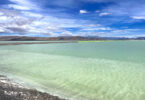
top-left (0, 75), bottom-right (66, 100)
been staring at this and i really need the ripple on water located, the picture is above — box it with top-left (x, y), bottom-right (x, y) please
top-left (0, 48), bottom-right (145, 100)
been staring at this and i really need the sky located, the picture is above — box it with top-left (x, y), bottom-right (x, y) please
top-left (0, 0), bottom-right (145, 37)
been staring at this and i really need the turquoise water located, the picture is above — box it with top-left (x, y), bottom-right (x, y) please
top-left (0, 41), bottom-right (145, 100)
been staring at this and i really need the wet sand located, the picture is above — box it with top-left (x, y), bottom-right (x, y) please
top-left (0, 75), bottom-right (67, 100)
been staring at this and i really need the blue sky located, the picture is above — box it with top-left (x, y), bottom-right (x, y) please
top-left (0, 0), bottom-right (145, 37)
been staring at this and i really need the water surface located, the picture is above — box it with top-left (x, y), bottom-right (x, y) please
top-left (0, 41), bottom-right (145, 100)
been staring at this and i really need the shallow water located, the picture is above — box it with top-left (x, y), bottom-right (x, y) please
top-left (0, 41), bottom-right (145, 100)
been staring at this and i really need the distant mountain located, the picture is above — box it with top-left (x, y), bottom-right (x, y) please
top-left (0, 36), bottom-right (144, 41)
top-left (136, 37), bottom-right (145, 40)
top-left (0, 36), bottom-right (103, 41)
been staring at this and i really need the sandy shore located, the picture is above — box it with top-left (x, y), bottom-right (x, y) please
top-left (0, 75), bottom-right (67, 100)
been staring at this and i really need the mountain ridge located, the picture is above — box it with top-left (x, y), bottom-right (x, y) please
top-left (0, 36), bottom-right (144, 41)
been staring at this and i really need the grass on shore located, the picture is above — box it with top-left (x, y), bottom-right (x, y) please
top-left (78, 40), bottom-right (111, 43)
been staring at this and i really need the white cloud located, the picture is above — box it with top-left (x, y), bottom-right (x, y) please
top-left (0, 9), bottom-right (94, 36)
top-left (60, 31), bottom-right (73, 36)
top-left (67, 28), bottom-right (145, 37)
top-left (131, 16), bottom-right (145, 20)
top-left (99, 0), bottom-right (145, 22)
top-left (95, 10), bottom-right (100, 13)
top-left (81, 24), bottom-right (112, 31)
top-left (87, 24), bottom-right (101, 27)
top-left (1, 8), bottom-right (114, 37)
top-left (10, 0), bottom-right (31, 5)
top-left (99, 12), bottom-right (111, 16)
top-left (81, 0), bottom-right (111, 3)
top-left (0, 16), bottom-right (8, 21)
top-left (8, 5), bottom-right (31, 10)
top-left (0, 12), bottom-right (3, 16)
top-left (0, 27), bottom-right (5, 33)
top-left (22, 12), bottom-right (43, 18)
top-left (82, 27), bottom-right (112, 31)
top-left (8, 0), bottom-right (39, 10)
top-left (80, 10), bottom-right (88, 14)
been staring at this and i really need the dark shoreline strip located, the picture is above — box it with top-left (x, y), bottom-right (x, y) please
top-left (0, 75), bottom-right (67, 100)
top-left (0, 41), bottom-right (77, 46)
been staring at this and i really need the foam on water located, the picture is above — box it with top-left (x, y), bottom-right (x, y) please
top-left (0, 41), bottom-right (145, 100)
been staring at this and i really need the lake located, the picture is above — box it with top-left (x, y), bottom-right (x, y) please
top-left (0, 41), bottom-right (145, 100)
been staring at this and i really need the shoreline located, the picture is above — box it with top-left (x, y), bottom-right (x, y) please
top-left (0, 41), bottom-right (77, 46)
top-left (0, 75), bottom-right (67, 100)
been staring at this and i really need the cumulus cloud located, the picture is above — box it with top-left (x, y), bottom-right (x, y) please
top-left (0, 9), bottom-right (20, 17)
top-left (77, 28), bottom-right (145, 37)
top-left (1, 0), bottom-right (143, 37)
top-left (82, 27), bottom-right (112, 31)
top-left (131, 16), bottom-right (145, 20)
top-left (0, 27), bottom-right (6, 33)
top-left (0, 16), bottom-right (7, 21)
top-left (8, 5), bottom-right (31, 10)
top-left (0, 8), bottom-right (99, 36)
top-left (99, 12), bottom-right (111, 16)
top-left (80, 10), bottom-right (88, 14)
top-left (6, 27), bottom-right (28, 33)
top-left (99, 0), bottom-right (145, 21)
top-left (0, 7), bottom-right (115, 37)
top-left (0, 9), bottom-right (43, 34)
top-left (60, 31), bottom-right (73, 36)
top-left (0, 12), bottom-right (3, 15)
top-left (22, 12), bottom-right (43, 18)
top-left (8, 0), bottom-right (39, 10)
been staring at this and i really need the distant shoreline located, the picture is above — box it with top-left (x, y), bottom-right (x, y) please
top-left (0, 40), bottom-right (144, 46)
top-left (0, 75), bottom-right (67, 100)
top-left (0, 41), bottom-right (77, 46)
